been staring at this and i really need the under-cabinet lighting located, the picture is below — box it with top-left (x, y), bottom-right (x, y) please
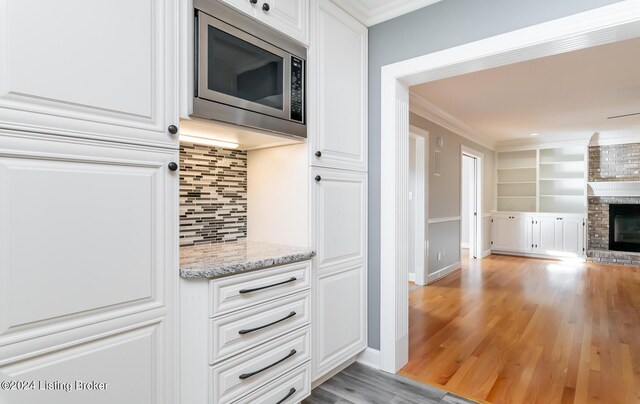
top-left (179, 134), bottom-right (239, 149)
top-left (530, 133), bottom-right (539, 136)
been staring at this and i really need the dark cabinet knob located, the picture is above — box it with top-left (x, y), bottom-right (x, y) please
top-left (249, 0), bottom-right (257, 3)
top-left (314, 175), bottom-right (321, 182)
top-left (315, 151), bottom-right (322, 157)
top-left (262, 3), bottom-right (270, 11)
top-left (168, 162), bottom-right (178, 172)
top-left (168, 125), bottom-right (178, 134)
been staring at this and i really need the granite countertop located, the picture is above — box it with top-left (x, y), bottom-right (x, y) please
top-left (180, 240), bottom-right (316, 279)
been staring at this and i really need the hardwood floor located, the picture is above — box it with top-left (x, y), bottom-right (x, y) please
top-left (303, 363), bottom-right (476, 403)
top-left (399, 254), bottom-right (640, 404)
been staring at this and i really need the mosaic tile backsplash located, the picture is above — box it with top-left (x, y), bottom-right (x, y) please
top-left (180, 142), bottom-right (247, 246)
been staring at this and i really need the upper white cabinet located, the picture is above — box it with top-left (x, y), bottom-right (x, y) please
top-left (310, 0), bottom-right (367, 172)
top-left (0, 0), bottom-right (178, 148)
top-left (220, 0), bottom-right (309, 44)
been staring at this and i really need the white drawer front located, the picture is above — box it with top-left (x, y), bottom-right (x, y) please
top-left (210, 292), bottom-right (310, 364)
top-left (210, 261), bottom-right (311, 317)
top-left (211, 327), bottom-right (310, 404)
top-left (234, 362), bottom-right (311, 404)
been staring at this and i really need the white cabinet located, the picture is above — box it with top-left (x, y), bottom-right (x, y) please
top-left (311, 168), bottom-right (367, 379)
top-left (309, 0), bottom-right (367, 172)
top-left (0, 0), bottom-right (178, 148)
top-left (0, 132), bottom-right (178, 403)
top-left (491, 214), bottom-right (531, 253)
top-left (220, 0), bottom-right (309, 44)
top-left (532, 215), bottom-right (585, 257)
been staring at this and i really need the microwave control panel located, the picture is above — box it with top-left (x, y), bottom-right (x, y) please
top-left (290, 56), bottom-right (304, 123)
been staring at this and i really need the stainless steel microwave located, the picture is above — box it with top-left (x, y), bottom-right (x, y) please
top-left (193, 0), bottom-right (307, 138)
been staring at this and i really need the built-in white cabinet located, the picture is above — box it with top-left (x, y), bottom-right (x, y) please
top-left (0, 0), bottom-right (179, 149)
top-left (492, 212), bottom-right (586, 258)
top-left (0, 132), bottom-right (178, 403)
top-left (220, 0), bottom-right (309, 44)
top-left (311, 168), bottom-right (367, 379)
top-left (309, 0), bottom-right (368, 172)
top-left (532, 215), bottom-right (585, 256)
top-left (491, 214), bottom-right (531, 253)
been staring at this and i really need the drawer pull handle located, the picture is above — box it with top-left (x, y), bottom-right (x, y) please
top-left (239, 277), bottom-right (297, 294)
top-left (276, 387), bottom-right (297, 404)
top-left (238, 311), bottom-right (296, 335)
top-left (238, 349), bottom-right (297, 380)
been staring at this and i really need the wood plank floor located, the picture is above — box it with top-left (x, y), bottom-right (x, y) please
top-left (303, 362), bottom-right (477, 403)
top-left (399, 254), bottom-right (640, 403)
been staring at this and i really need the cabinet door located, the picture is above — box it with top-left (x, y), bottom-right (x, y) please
top-left (511, 216), bottom-right (532, 252)
top-left (261, 0), bottom-right (309, 44)
top-left (533, 217), bottom-right (559, 253)
top-left (218, 0), bottom-right (260, 18)
top-left (312, 168), bottom-right (367, 270)
top-left (560, 217), bottom-right (584, 256)
top-left (310, 0), bottom-right (367, 171)
top-left (491, 216), bottom-right (513, 250)
top-left (0, 132), bottom-right (177, 403)
top-left (313, 262), bottom-right (366, 379)
top-left (0, 0), bottom-right (178, 148)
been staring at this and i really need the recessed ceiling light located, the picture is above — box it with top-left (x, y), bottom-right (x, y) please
top-left (530, 133), bottom-right (539, 136)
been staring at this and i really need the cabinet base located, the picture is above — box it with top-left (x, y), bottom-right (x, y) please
top-left (491, 250), bottom-right (586, 262)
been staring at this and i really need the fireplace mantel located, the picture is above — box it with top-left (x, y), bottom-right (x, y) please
top-left (588, 181), bottom-right (640, 197)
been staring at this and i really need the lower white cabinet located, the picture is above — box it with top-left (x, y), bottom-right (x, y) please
top-left (492, 212), bottom-right (586, 258)
top-left (311, 168), bottom-right (367, 380)
top-left (0, 131), bottom-right (178, 404)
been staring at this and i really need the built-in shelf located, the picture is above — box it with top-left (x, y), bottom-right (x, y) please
top-left (496, 145), bottom-right (587, 213)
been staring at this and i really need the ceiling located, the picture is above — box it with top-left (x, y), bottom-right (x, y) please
top-left (336, 0), bottom-right (442, 26)
top-left (410, 37), bottom-right (640, 146)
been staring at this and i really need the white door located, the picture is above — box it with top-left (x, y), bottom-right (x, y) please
top-left (310, 0), bottom-right (367, 172)
top-left (491, 216), bottom-right (513, 250)
top-left (0, 132), bottom-right (178, 404)
top-left (0, 0), bottom-right (178, 148)
top-left (533, 217), bottom-right (559, 253)
top-left (560, 217), bottom-right (584, 256)
top-left (512, 216), bottom-right (532, 252)
top-left (311, 168), bottom-right (367, 379)
top-left (261, 0), bottom-right (309, 44)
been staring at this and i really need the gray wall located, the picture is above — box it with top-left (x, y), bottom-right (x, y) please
top-left (367, 0), bottom-right (622, 350)
top-left (411, 113), bottom-right (495, 275)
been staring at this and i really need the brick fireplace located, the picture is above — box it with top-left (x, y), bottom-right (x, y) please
top-left (587, 143), bottom-right (640, 265)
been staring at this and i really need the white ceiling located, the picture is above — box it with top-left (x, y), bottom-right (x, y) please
top-left (336, 0), bottom-right (442, 26)
top-left (410, 37), bottom-right (640, 146)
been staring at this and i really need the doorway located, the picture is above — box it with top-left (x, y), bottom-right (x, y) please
top-left (460, 146), bottom-right (482, 261)
top-left (408, 128), bottom-right (428, 285)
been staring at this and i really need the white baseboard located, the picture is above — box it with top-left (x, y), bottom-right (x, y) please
top-left (482, 249), bottom-right (492, 258)
top-left (408, 272), bottom-right (416, 283)
top-left (491, 250), bottom-right (586, 262)
top-left (427, 261), bottom-right (461, 284)
top-left (356, 347), bottom-right (381, 370)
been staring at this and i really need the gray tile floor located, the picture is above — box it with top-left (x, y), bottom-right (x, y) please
top-left (303, 363), bottom-right (477, 404)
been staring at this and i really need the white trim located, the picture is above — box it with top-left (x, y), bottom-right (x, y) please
top-left (410, 127), bottom-right (428, 286)
top-left (334, 0), bottom-right (442, 27)
top-left (410, 93), bottom-right (496, 151)
top-left (427, 261), bottom-right (461, 284)
top-left (460, 242), bottom-right (470, 248)
top-left (590, 132), bottom-right (640, 147)
top-left (491, 250), bottom-right (586, 263)
top-left (482, 249), bottom-right (492, 258)
top-left (427, 216), bottom-right (460, 224)
top-left (483, 213), bottom-right (492, 218)
top-left (379, 0), bottom-right (640, 374)
top-left (461, 145), bottom-right (483, 260)
top-left (356, 348), bottom-right (381, 370)
top-left (588, 181), bottom-right (640, 197)
top-left (497, 134), bottom-right (592, 152)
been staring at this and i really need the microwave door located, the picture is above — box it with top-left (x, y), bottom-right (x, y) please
top-left (197, 12), bottom-right (290, 121)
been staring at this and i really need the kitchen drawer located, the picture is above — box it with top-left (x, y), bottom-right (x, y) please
top-left (210, 291), bottom-right (310, 364)
top-left (234, 362), bottom-right (311, 404)
top-left (210, 261), bottom-right (311, 317)
top-left (211, 326), bottom-right (311, 404)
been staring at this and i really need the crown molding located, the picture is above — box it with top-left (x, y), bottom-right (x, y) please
top-left (409, 92), bottom-right (496, 150)
top-left (589, 132), bottom-right (640, 147)
top-left (496, 133), bottom-right (592, 151)
top-left (333, 0), bottom-right (442, 27)
top-left (588, 181), bottom-right (640, 197)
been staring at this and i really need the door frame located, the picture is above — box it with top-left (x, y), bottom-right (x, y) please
top-left (460, 145), bottom-right (483, 260)
top-left (409, 126), bottom-right (428, 285)
top-left (379, 1), bottom-right (640, 373)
